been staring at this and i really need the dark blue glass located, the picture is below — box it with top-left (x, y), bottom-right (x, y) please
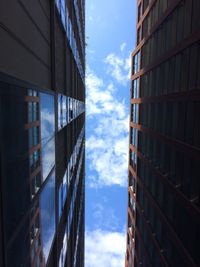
top-left (40, 170), bottom-right (55, 263)
top-left (59, 183), bottom-right (63, 219)
top-left (41, 137), bottom-right (55, 181)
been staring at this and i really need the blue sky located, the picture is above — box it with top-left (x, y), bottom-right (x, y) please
top-left (85, 1), bottom-right (136, 266)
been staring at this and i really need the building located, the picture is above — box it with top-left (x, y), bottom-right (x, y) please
top-left (126, 0), bottom-right (200, 266)
top-left (0, 1), bottom-right (85, 267)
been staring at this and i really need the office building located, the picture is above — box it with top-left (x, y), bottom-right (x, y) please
top-left (0, 1), bottom-right (85, 267)
top-left (126, 0), bottom-right (200, 266)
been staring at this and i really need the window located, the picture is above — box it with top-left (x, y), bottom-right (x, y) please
top-left (56, 0), bottom-right (61, 12)
top-left (68, 97), bottom-right (73, 121)
top-left (31, 173), bottom-right (41, 198)
top-left (59, 231), bottom-right (67, 267)
top-left (131, 104), bottom-right (139, 123)
top-left (40, 93), bottom-right (55, 146)
top-left (131, 127), bottom-right (137, 147)
top-left (129, 194), bottom-right (136, 212)
top-left (27, 89), bottom-right (38, 97)
top-left (41, 137), bottom-right (55, 182)
top-left (40, 170), bottom-right (55, 263)
top-left (132, 51), bottom-right (141, 74)
top-left (28, 102), bottom-right (39, 123)
top-left (59, 170), bottom-right (68, 220)
top-left (62, 95), bottom-right (67, 126)
top-left (132, 78), bottom-right (139, 99)
top-left (138, 3), bottom-right (142, 22)
top-left (129, 174), bottom-right (136, 193)
top-left (30, 150), bottom-right (40, 172)
top-left (28, 126), bottom-right (39, 148)
top-left (130, 150), bottom-right (137, 170)
top-left (61, 0), bottom-right (66, 30)
top-left (63, 171), bottom-right (67, 205)
top-left (58, 94), bottom-right (62, 130)
top-left (40, 93), bottom-right (55, 181)
top-left (137, 27), bottom-right (142, 44)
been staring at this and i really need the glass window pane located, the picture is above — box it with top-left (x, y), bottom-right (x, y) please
top-left (40, 170), bottom-right (55, 263)
top-left (33, 126), bottom-right (39, 147)
top-left (42, 138), bottom-right (55, 181)
top-left (61, 0), bottom-right (66, 29)
top-left (58, 94), bottom-right (62, 130)
top-left (63, 171), bottom-right (67, 205)
top-left (62, 95), bottom-right (67, 126)
top-left (29, 128), bottom-right (33, 148)
top-left (40, 93), bottom-right (55, 146)
top-left (28, 102), bottom-right (33, 123)
top-left (33, 102), bottom-right (38, 121)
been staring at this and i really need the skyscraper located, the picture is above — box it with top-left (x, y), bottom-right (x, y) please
top-left (0, 1), bottom-right (85, 267)
top-left (126, 1), bottom-right (200, 266)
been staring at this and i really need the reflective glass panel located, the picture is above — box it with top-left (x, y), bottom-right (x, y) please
top-left (42, 137), bottom-right (55, 181)
top-left (63, 171), bottom-right (67, 205)
top-left (58, 94), bottom-right (62, 130)
top-left (62, 95), bottom-right (67, 126)
top-left (40, 93), bottom-right (55, 146)
top-left (40, 170), bottom-right (55, 263)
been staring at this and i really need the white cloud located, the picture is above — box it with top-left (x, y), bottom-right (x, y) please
top-left (92, 203), bottom-right (120, 230)
top-left (87, 48), bottom-right (96, 54)
top-left (86, 65), bottom-right (129, 188)
top-left (86, 113), bottom-right (129, 187)
top-left (85, 229), bottom-right (126, 267)
top-left (89, 16), bottom-right (93, 21)
top-left (120, 42), bottom-right (126, 52)
top-left (86, 43), bottom-right (132, 188)
top-left (104, 53), bottom-right (131, 86)
top-left (86, 71), bottom-right (111, 116)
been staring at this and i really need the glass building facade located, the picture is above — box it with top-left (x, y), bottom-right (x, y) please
top-left (0, 1), bottom-right (85, 267)
top-left (126, 1), bottom-right (200, 267)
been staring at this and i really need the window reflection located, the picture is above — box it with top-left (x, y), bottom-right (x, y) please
top-left (62, 95), bottom-right (67, 126)
top-left (59, 231), bottom-right (67, 267)
top-left (132, 79), bottom-right (139, 99)
top-left (131, 104), bottom-right (139, 123)
top-left (130, 151), bottom-right (137, 170)
top-left (58, 94), bottom-right (62, 130)
top-left (1, 83), bottom-right (59, 267)
top-left (131, 128), bottom-right (137, 147)
top-left (57, 94), bottom-right (85, 131)
top-left (59, 170), bottom-right (68, 221)
top-left (63, 171), bottom-right (67, 205)
top-left (55, 1), bottom-right (84, 81)
top-left (40, 170), bottom-right (55, 263)
top-left (40, 93), bottom-right (55, 181)
top-left (132, 51), bottom-right (141, 74)
top-left (40, 93), bottom-right (55, 146)
top-left (41, 137), bottom-right (55, 181)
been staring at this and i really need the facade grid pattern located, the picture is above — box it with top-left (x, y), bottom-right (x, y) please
top-left (125, 0), bottom-right (200, 267)
top-left (0, 1), bottom-right (85, 267)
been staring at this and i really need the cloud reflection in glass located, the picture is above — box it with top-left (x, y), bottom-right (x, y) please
top-left (40, 93), bottom-right (55, 181)
top-left (40, 170), bottom-right (55, 263)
